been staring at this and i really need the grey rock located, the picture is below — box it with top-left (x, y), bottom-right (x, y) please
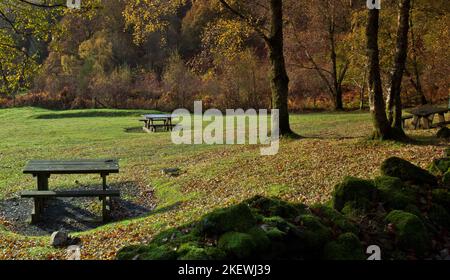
top-left (440, 249), bottom-right (449, 258)
top-left (50, 231), bottom-right (69, 247)
top-left (161, 168), bottom-right (181, 177)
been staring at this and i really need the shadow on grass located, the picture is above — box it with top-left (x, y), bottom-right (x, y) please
top-left (0, 181), bottom-right (158, 236)
top-left (34, 110), bottom-right (158, 119)
top-left (124, 126), bottom-right (145, 134)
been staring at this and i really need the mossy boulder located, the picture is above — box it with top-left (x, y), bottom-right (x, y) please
top-left (428, 204), bottom-right (450, 229)
top-left (177, 243), bottom-right (210, 260)
top-left (311, 205), bottom-right (359, 234)
top-left (381, 157), bottom-right (437, 186)
top-left (294, 214), bottom-right (333, 257)
top-left (374, 176), bottom-right (416, 210)
top-left (246, 227), bottom-right (271, 252)
top-left (428, 158), bottom-right (450, 176)
top-left (218, 232), bottom-right (256, 259)
top-left (436, 127), bottom-right (450, 139)
top-left (245, 195), bottom-right (309, 219)
top-left (385, 210), bottom-right (430, 255)
top-left (431, 188), bottom-right (450, 211)
top-left (443, 171), bottom-right (450, 187)
top-left (323, 233), bottom-right (366, 260)
top-left (117, 244), bottom-right (178, 260)
top-left (200, 203), bottom-right (257, 235)
top-left (333, 177), bottom-right (377, 212)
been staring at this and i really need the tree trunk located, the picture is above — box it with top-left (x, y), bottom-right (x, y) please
top-left (409, 0), bottom-right (427, 105)
top-left (268, 0), bottom-right (293, 136)
top-left (366, 8), bottom-right (392, 140)
top-left (386, 0), bottom-right (410, 134)
top-left (329, 22), bottom-right (343, 110)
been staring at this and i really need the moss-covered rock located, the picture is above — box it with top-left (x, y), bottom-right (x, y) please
top-left (381, 157), bottom-right (437, 186)
top-left (245, 195), bottom-right (309, 219)
top-left (385, 210), bottom-right (429, 255)
top-left (311, 205), bottom-right (359, 234)
top-left (295, 214), bottom-right (333, 257)
top-left (428, 158), bottom-right (450, 176)
top-left (436, 127), bottom-right (450, 139)
top-left (443, 170), bottom-right (450, 187)
top-left (200, 203), bottom-right (257, 235)
top-left (323, 233), bottom-right (366, 260)
top-left (431, 188), bottom-right (450, 211)
top-left (117, 244), bottom-right (178, 260)
top-left (428, 204), bottom-right (450, 229)
top-left (374, 176), bottom-right (416, 210)
top-left (333, 177), bottom-right (377, 212)
top-left (246, 227), bottom-right (271, 252)
top-left (218, 232), bottom-right (256, 259)
top-left (177, 243), bottom-right (209, 260)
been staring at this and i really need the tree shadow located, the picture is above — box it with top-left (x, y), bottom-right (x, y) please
top-left (123, 126), bottom-right (145, 134)
top-left (33, 110), bottom-right (157, 119)
top-left (0, 181), bottom-right (160, 236)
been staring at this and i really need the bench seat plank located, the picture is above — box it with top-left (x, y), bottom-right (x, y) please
top-left (23, 159), bottom-right (119, 174)
top-left (21, 190), bottom-right (120, 198)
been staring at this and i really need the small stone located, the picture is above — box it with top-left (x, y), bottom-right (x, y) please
top-left (440, 249), bottom-right (449, 258)
top-left (50, 231), bottom-right (69, 247)
top-left (161, 168), bottom-right (181, 177)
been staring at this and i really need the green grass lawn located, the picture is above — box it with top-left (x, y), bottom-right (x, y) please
top-left (0, 107), bottom-right (446, 259)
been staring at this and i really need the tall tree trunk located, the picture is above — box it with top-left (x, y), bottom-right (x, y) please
top-left (329, 18), bottom-right (343, 111)
top-left (268, 0), bottom-right (293, 136)
top-left (386, 0), bottom-right (410, 134)
top-left (366, 8), bottom-right (392, 140)
top-left (409, 0), bottom-right (427, 105)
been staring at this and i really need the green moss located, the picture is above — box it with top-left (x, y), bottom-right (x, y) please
top-left (311, 205), bottom-right (358, 234)
top-left (323, 233), bottom-right (366, 260)
top-left (200, 203), bottom-right (257, 235)
top-left (341, 201), bottom-right (367, 217)
top-left (246, 227), bottom-right (270, 252)
top-left (374, 176), bottom-right (416, 210)
top-left (295, 214), bottom-right (333, 257)
top-left (332, 177), bottom-right (377, 212)
top-left (443, 171), bottom-right (450, 187)
top-left (177, 243), bottom-right (209, 260)
top-left (380, 157), bottom-right (437, 186)
top-left (117, 245), bottom-right (149, 260)
top-left (117, 244), bottom-right (178, 260)
top-left (264, 227), bottom-right (286, 240)
top-left (432, 189), bottom-right (450, 211)
top-left (428, 158), bottom-right (450, 176)
top-left (428, 204), bottom-right (450, 229)
top-left (218, 232), bottom-right (256, 259)
top-left (204, 247), bottom-right (227, 260)
top-left (245, 195), bottom-right (308, 219)
top-left (385, 210), bottom-right (430, 255)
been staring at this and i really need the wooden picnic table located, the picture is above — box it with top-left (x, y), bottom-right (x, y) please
top-left (22, 159), bottom-right (120, 224)
top-left (405, 105), bottom-right (449, 129)
top-left (140, 114), bottom-right (175, 132)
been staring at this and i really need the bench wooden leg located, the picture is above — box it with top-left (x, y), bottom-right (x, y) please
top-left (102, 196), bottom-right (113, 222)
top-left (31, 198), bottom-right (43, 224)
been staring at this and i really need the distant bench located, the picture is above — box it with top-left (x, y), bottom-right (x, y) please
top-left (140, 114), bottom-right (176, 132)
top-left (21, 159), bottom-right (120, 224)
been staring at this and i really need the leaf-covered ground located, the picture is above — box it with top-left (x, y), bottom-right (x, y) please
top-left (0, 107), bottom-right (447, 259)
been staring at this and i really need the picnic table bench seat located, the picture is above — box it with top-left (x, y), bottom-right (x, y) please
top-left (21, 159), bottom-right (120, 224)
top-left (140, 114), bottom-right (176, 133)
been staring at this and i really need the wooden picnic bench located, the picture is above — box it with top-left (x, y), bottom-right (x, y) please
top-left (141, 114), bottom-right (176, 133)
top-left (405, 105), bottom-right (449, 129)
top-left (21, 159), bottom-right (120, 224)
